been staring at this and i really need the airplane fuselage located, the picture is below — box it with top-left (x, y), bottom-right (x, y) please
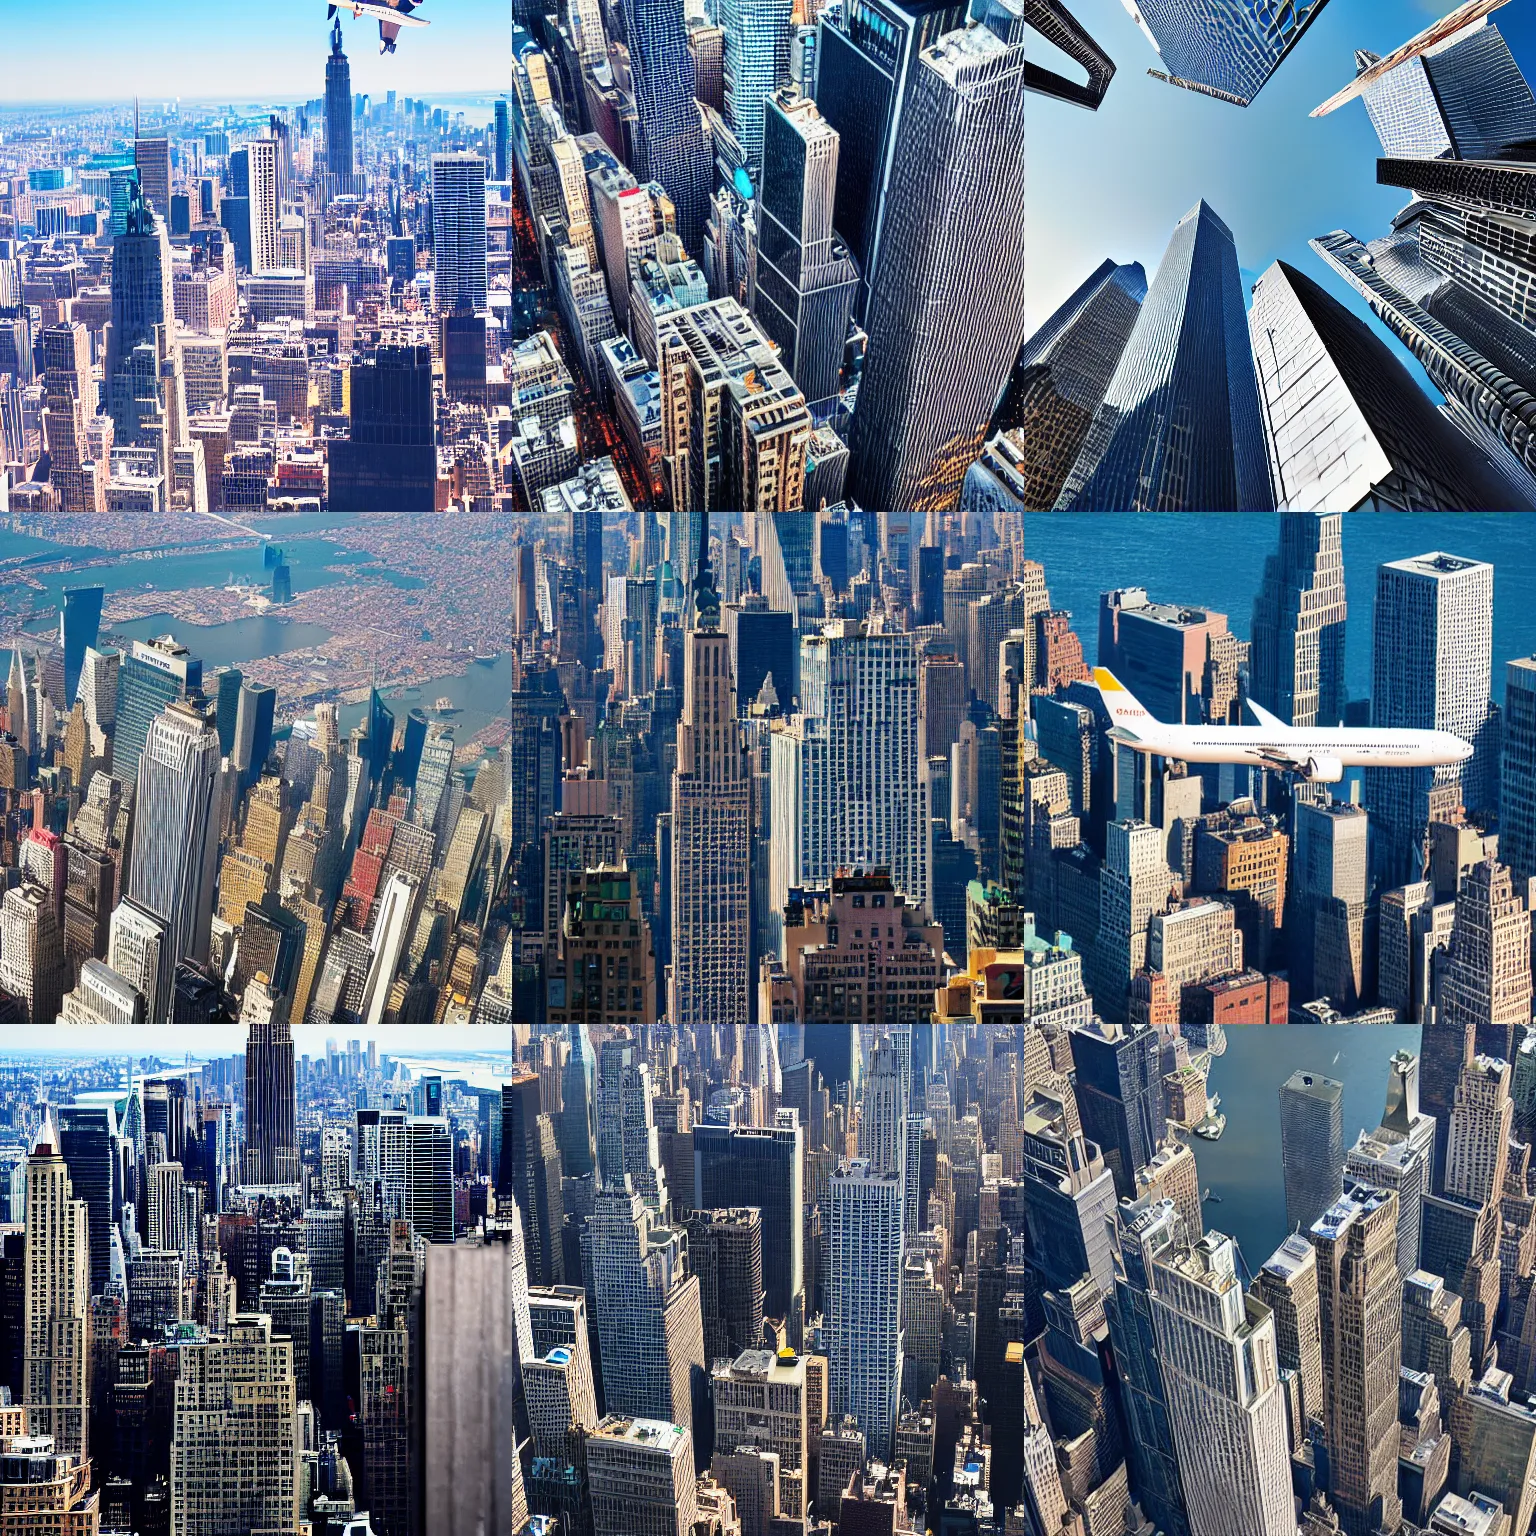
top-left (1117, 724), bottom-right (1471, 773)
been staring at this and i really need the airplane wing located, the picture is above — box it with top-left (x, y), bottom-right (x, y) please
top-left (335, 2), bottom-right (429, 23)
top-left (1245, 697), bottom-right (1287, 731)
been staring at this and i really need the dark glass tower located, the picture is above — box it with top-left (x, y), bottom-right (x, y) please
top-left (846, 17), bottom-right (1026, 515)
top-left (244, 1020), bottom-right (298, 1185)
top-left (57, 1105), bottom-right (116, 1295)
top-left (58, 584), bottom-right (103, 708)
top-left (991, 258), bottom-right (1146, 509)
top-left (1069, 1019), bottom-right (1164, 1200)
top-left (324, 19), bottom-right (356, 197)
top-left (105, 179), bottom-right (173, 441)
top-left (328, 343), bottom-right (437, 512)
top-left (1248, 511), bottom-right (1347, 730)
top-left (494, 98), bottom-right (511, 181)
top-left (1058, 201), bottom-right (1273, 512)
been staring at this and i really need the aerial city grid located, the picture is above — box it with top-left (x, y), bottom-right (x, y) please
top-left (8, 0), bottom-right (1536, 1530)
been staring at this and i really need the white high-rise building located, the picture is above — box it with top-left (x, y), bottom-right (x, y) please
top-left (107, 898), bottom-right (167, 1023)
top-left (827, 1160), bottom-right (903, 1461)
top-left (22, 1120), bottom-right (90, 1461)
top-left (1148, 1232), bottom-right (1296, 1536)
top-left (859, 1031), bottom-right (911, 1221)
top-left (126, 699), bottom-right (222, 1005)
top-left (1366, 552), bottom-right (1495, 882)
top-left (246, 138), bottom-right (281, 275)
top-left (1445, 1054), bottom-right (1514, 1206)
top-left (147, 1160), bottom-right (187, 1252)
top-left (589, 1184), bottom-right (706, 1434)
top-left (719, 0), bottom-right (792, 170)
top-left (596, 1034), bottom-right (668, 1213)
top-left (431, 153), bottom-right (489, 315)
top-left (362, 871), bottom-right (417, 1026)
top-left (771, 620), bottom-right (930, 917)
top-left (1095, 818), bottom-right (1174, 1020)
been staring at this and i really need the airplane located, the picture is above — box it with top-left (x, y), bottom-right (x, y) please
top-left (328, 0), bottom-right (430, 53)
top-left (1092, 667), bottom-right (1474, 783)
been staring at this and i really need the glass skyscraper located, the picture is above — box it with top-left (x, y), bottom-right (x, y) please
top-left (1248, 511), bottom-right (1346, 731)
top-left (58, 585), bottom-right (103, 709)
top-left (1057, 201), bottom-right (1273, 512)
top-left (720, 0), bottom-right (792, 173)
top-left (112, 635), bottom-right (203, 788)
top-left (324, 19), bottom-right (356, 197)
top-left (1127, 0), bottom-right (1332, 104)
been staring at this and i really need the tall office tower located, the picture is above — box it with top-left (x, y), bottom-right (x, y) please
top-left (775, 621), bottom-right (929, 912)
top-left (1252, 1233), bottom-right (1324, 1454)
top-left (1148, 1232), bottom-right (1295, 1536)
top-left (1248, 513), bottom-right (1346, 728)
top-left (670, 558), bottom-right (751, 1065)
top-left (57, 585), bottom-right (104, 709)
top-left (406, 1118), bottom-right (454, 1243)
top-left (1354, 17), bottom-right (1536, 158)
top-left (1021, 1090), bottom-right (1120, 1296)
top-left (245, 1020), bottom-right (299, 1187)
top-left (694, 1117), bottom-right (805, 1334)
top-left (1280, 1071), bottom-right (1344, 1235)
top-left (1310, 1184), bottom-right (1403, 1536)
top-left (1436, 858), bottom-right (1534, 1069)
top-left (627, 0), bottom-right (711, 253)
top-left (0, 883), bottom-right (66, 1021)
top-left (559, 1023), bottom-right (598, 1177)
top-left (421, 1239), bottom-right (532, 1534)
top-left (41, 326), bottom-right (104, 520)
top-left (233, 679), bottom-right (277, 790)
top-left (1366, 553), bottom-right (1496, 883)
top-left (1345, 1051), bottom-right (1435, 1278)
top-left (597, 1034), bottom-right (668, 1211)
top-left (244, 137), bottom-right (280, 273)
top-left (1446, 1055), bottom-right (1514, 1209)
top-left (134, 135), bottom-right (172, 214)
top-left (1248, 262), bottom-right (1522, 510)
top-left (1059, 202), bottom-right (1272, 511)
top-left (324, 19), bottom-right (356, 196)
top-left (107, 898), bottom-right (166, 1020)
top-left (751, 91), bottom-right (860, 412)
top-left (1094, 818), bottom-right (1172, 1021)
top-left (713, 1349), bottom-right (810, 1518)
top-left (494, 97), bottom-right (511, 181)
top-left (22, 1121), bottom-right (90, 1460)
top-left (588, 1416), bottom-right (698, 1536)
top-left (55, 1106), bottom-right (114, 1297)
top-left (1104, 1198), bottom-right (1190, 1536)
top-left (1503, 663), bottom-right (1536, 905)
top-left (589, 1185), bottom-right (706, 1432)
top-left (1070, 1018), bottom-right (1165, 1198)
top-left (329, 342), bottom-right (436, 511)
top-left (1311, 228), bottom-right (1536, 490)
top-left (827, 1161), bottom-right (903, 1461)
top-left (720, 0), bottom-right (792, 169)
top-left (170, 1315), bottom-right (300, 1536)
top-left (1122, 0), bottom-right (1330, 103)
top-left (430, 153), bottom-right (488, 315)
top-left (685, 1208), bottom-right (764, 1363)
top-left (500, 1077), bottom-right (565, 1285)
top-left (1290, 798), bottom-right (1368, 1010)
top-left (846, 19), bottom-right (1026, 516)
top-left (991, 259), bottom-right (1147, 510)
top-left (114, 634), bottom-right (201, 787)
top-left (105, 181), bottom-right (174, 441)
top-left (360, 1220), bottom-right (425, 1536)
top-left (126, 700), bottom-right (220, 998)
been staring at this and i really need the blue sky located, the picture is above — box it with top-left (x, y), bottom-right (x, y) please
top-left (1, 0), bottom-right (513, 103)
top-left (1026, 0), bottom-right (1536, 333)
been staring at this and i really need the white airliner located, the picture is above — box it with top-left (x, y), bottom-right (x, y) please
top-left (1092, 667), bottom-right (1474, 783)
top-left (329, 0), bottom-right (429, 53)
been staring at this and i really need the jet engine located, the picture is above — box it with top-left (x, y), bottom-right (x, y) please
top-left (1303, 754), bottom-right (1344, 783)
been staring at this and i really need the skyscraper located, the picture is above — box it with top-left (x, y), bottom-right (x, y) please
top-left (1125, 0), bottom-right (1332, 104)
top-left (245, 137), bottom-right (280, 273)
top-left (1148, 1232), bottom-right (1295, 1536)
top-left (324, 19), bottom-right (356, 197)
top-left (113, 634), bottom-right (202, 787)
top-left (989, 258), bottom-right (1147, 510)
top-left (1310, 1184), bottom-right (1404, 1536)
top-left (1070, 1017), bottom-right (1165, 1198)
top-left (1251, 1233), bottom-right (1324, 1454)
top-left (846, 17), bottom-right (1026, 515)
top-left (57, 586), bottom-right (103, 709)
top-left (827, 1161), bottom-right (903, 1461)
top-left (1249, 261), bottom-right (1522, 510)
top-left (1058, 201), bottom-right (1272, 512)
top-left (1503, 656), bottom-right (1536, 884)
top-left (41, 328), bottom-right (104, 520)
top-left (720, 0), bottom-right (792, 171)
top-left (670, 545), bottom-right (751, 1063)
top-left (133, 135), bottom-right (171, 215)
top-left (329, 342), bottom-right (437, 512)
top-left (751, 91), bottom-right (860, 413)
top-left (1436, 858), bottom-right (1533, 1067)
top-left (430, 153), bottom-right (488, 315)
top-left (1248, 513), bottom-right (1346, 729)
top-left (625, 0), bottom-right (712, 253)
top-left (494, 98), bottom-right (511, 181)
top-left (126, 700), bottom-right (221, 1003)
top-left (22, 1119), bottom-right (90, 1461)
top-left (1345, 1051), bottom-right (1436, 1279)
top-left (105, 180), bottom-right (173, 442)
top-left (588, 1416), bottom-right (699, 1536)
top-left (1290, 798), bottom-right (1369, 1009)
top-left (245, 1020), bottom-right (299, 1186)
top-left (1279, 1070), bottom-right (1343, 1235)
top-left (1365, 552), bottom-right (1496, 883)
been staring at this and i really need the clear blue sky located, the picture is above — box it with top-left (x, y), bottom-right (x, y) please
top-left (1026, 0), bottom-right (1536, 333)
top-left (2, 0), bottom-right (513, 103)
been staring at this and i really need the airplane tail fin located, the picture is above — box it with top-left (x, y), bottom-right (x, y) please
top-left (1092, 667), bottom-right (1151, 740)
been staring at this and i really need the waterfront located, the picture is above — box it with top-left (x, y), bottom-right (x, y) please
top-left (108, 613), bottom-right (335, 668)
top-left (1193, 1022), bottom-right (1422, 1272)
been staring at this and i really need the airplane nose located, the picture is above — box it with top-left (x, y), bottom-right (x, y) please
top-left (1457, 738), bottom-right (1474, 760)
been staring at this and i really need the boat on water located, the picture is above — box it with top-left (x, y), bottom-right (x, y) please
top-left (1194, 1113), bottom-right (1226, 1142)
top-left (1202, 1188), bottom-right (1223, 1204)
top-left (433, 696), bottom-right (458, 714)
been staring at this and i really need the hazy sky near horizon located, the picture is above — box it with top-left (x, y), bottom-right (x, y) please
top-left (2, 0), bottom-right (513, 103)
